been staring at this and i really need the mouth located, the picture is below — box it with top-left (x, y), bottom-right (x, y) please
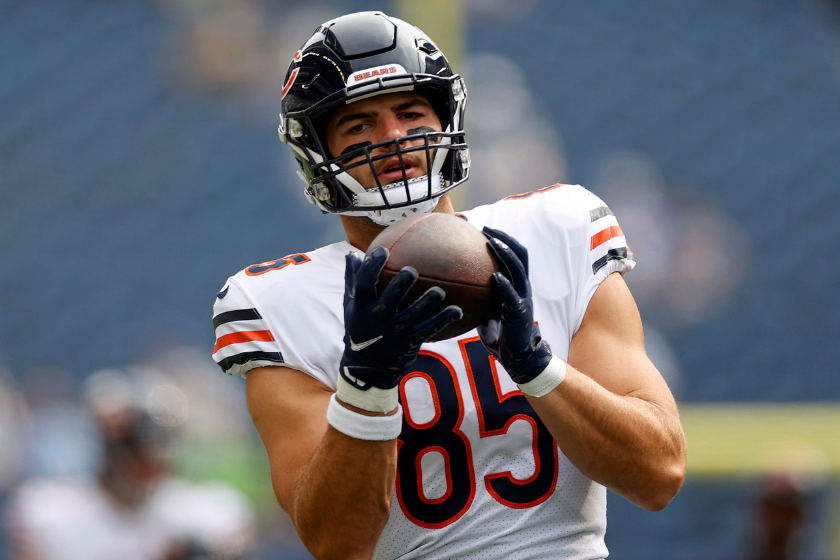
top-left (377, 157), bottom-right (422, 184)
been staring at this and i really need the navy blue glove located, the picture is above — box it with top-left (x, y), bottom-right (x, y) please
top-left (478, 227), bottom-right (554, 385)
top-left (340, 246), bottom-right (463, 391)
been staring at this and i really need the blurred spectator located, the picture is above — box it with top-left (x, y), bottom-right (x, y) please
top-left (5, 368), bottom-right (255, 560)
top-left (745, 474), bottom-right (812, 560)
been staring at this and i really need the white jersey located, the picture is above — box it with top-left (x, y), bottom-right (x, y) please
top-left (6, 476), bottom-right (255, 560)
top-left (212, 184), bottom-right (634, 560)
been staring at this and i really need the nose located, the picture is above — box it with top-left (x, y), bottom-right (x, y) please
top-left (374, 112), bottom-right (409, 152)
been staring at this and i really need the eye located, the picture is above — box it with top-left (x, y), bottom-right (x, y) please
top-left (346, 123), bottom-right (368, 135)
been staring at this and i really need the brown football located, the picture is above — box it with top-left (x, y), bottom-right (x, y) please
top-left (366, 212), bottom-right (502, 342)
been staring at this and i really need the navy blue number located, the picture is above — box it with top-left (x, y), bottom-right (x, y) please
top-left (461, 338), bottom-right (558, 508)
top-left (396, 351), bottom-right (475, 528)
top-left (396, 341), bottom-right (559, 527)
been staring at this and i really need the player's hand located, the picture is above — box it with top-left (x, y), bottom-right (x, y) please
top-left (341, 246), bottom-right (462, 392)
top-left (478, 227), bottom-right (554, 385)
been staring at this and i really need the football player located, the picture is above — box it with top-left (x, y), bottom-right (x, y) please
top-left (212, 11), bottom-right (686, 560)
top-left (6, 369), bottom-right (255, 559)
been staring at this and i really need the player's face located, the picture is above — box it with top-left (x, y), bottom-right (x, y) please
top-left (326, 91), bottom-right (442, 190)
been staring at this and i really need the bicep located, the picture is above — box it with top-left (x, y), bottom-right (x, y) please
top-left (569, 273), bottom-right (677, 408)
top-left (246, 365), bottom-right (333, 512)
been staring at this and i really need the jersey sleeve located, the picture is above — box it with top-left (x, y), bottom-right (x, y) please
top-left (571, 186), bottom-right (636, 332)
top-left (211, 278), bottom-right (285, 378)
top-left (211, 244), bottom-right (348, 389)
top-left (462, 183), bottom-right (635, 349)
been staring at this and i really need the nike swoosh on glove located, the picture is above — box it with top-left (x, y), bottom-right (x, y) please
top-left (341, 246), bottom-right (463, 391)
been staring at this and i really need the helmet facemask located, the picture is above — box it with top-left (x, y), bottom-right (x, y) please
top-left (281, 65), bottom-right (470, 225)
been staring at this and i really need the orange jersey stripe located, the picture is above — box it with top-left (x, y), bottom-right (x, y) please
top-left (590, 225), bottom-right (625, 250)
top-left (213, 330), bottom-right (276, 353)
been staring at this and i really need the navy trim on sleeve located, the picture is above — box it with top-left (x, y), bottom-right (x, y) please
top-left (213, 308), bottom-right (263, 329)
top-left (218, 350), bottom-right (285, 373)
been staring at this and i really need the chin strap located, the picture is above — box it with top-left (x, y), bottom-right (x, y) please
top-left (343, 173), bottom-right (447, 225)
top-left (363, 197), bottom-right (441, 225)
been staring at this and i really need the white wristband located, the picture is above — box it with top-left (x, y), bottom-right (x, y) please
top-left (326, 394), bottom-right (403, 441)
top-left (517, 356), bottom-right (567, 397)
top-left (336, 367), bottom-right (400, 413)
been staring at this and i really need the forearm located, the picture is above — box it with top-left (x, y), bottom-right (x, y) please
top-left (527, 363), bottom-right (686, 511)
top-left (290, 423), bottom-right (398, 560)
top-left (247, 367), bottom-right (399, 560)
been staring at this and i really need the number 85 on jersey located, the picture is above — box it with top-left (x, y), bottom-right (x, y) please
top-left (395, 337), bottom-right (559, 529)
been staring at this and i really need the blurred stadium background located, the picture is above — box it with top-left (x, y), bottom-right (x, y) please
top-left (1, 0), bottom-right (840, 558)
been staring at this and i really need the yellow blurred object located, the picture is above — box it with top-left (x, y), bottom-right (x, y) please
top-left (681, 403), bottom-right (840, 558)
top-left (394, 0), bottom-right (465, 72)
top-left (681, 403), bottom-right (840, 476)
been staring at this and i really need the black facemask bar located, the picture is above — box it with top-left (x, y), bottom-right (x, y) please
top-left (311, 130), bottom-right (467, 212)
